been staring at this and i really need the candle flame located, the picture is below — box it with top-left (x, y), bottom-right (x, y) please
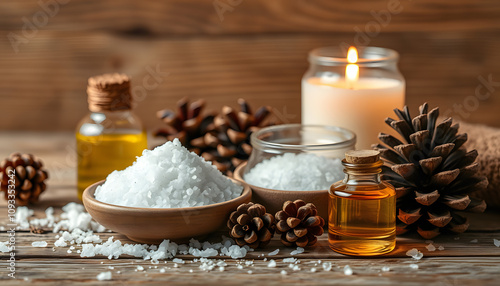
top-left (347, 46), bottom-right (358, 64)
top-left (346, 46), bottom-right (359, 88)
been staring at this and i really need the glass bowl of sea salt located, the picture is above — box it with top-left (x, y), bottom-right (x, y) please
top-left (233, 124), bottom-right (356, 220)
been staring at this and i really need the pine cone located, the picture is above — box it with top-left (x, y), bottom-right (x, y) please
top-left (154, 97), bottom-right (216, 155)
top-left (275, 200), bottom-right (325, 247)
top-left (227, 202), bottom-right (275, 249)
top-left (0, 153), bottom-right (49, 206)
top-left (203, 99), bottom-right (275, 175)
top-left (373, 103), bottom-right (488, 239)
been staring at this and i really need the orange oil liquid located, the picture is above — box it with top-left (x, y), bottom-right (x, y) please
top-left (328, 184), bottom-right (396, 256)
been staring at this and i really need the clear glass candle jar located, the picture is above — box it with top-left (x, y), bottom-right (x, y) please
top-left (302, 46), bottom-right (405, 150)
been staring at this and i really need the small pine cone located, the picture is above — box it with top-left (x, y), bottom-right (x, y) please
top-left (0, 153), bottom-right (49, 206)
top-left (227, 202), bottom-right (276, 249)
top-left (275, 200), bottom-right (325, 247)
top-left (154, 97), bottom-right (216, 155)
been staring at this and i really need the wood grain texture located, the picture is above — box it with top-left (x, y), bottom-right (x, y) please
top-left (0, 0), bottom-right (499, 34)
top-left (1, 132), bottom-right (500, 285)
top-left (1, 31), bottom-right (499, 131)
top-left (0, 0), bottom-right (499, 131)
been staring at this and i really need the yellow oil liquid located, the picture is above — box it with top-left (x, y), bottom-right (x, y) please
top-left (328, 184), bottom-right (396, 256)
top-left (76, 132), bottom-right (147, 200)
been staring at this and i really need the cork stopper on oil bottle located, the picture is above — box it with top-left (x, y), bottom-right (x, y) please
top-left (344, 150), bottom-right (380, 164)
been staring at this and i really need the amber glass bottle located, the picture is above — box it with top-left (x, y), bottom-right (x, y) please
top-left (328, 150), bottom-right (396, 256)
top-left (76, 74), bottom-right (147, 200)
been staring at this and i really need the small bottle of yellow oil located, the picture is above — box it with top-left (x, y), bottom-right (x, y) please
top-left (328, 150), bottom-right (396, 256)
top-left (76, 73), bottom-right (147, 200)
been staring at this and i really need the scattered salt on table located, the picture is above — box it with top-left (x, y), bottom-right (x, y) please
top-left (267, 260), bottom-right (277, 268)
top-left (322, 262), bottom-right (332, 271)
top-left (96, 271), bottom-right (112, 281)
top-left (409, 264), bottom-right (419, 270)
top-left (406, 248), bottom-right (423, 260)
top-left (381, 266), bottom-right (390, 272)
top-left (290, 247), bottom-right (304, 255)
top-left (494, 239), bottom-right (500, 247)
top-left (244, 153), bottom-right (343, 191)
top-left (268, 249), bottom-right (279, 256)
top-left (0, 241), bottom-right (11, 252)
top-left (344, 265), bottom-right (353, 275)
top-left (31, 241), bottom-right (48, 247)
top-left (426, 243), bottom-right (436, 252)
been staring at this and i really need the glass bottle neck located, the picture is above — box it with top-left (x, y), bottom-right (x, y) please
top-left (342, 159), bottom-right (383, 186)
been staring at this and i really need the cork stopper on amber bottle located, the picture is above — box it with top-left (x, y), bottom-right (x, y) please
top-left (86, 73), bottom-right (132, 112)
top-left (345, 150), bottom-right (380, 164)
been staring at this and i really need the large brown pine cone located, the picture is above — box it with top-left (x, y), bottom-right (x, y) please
top-left (373, 103), bottom-right (487, 239)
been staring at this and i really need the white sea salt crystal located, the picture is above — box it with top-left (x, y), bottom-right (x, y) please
top-left (32, 241), bottom-right (48, 247)
top-left (268, 249), bottom-right (279, 256)
top-left (426, 243), bottom-right (436, 252)
top-left (244, 153), bottom-right (343, 191)
top-left (137, 266), bottom-right (144, 271)
top-left (219, 266), bottom-right (225, 272)
top-left (15, 207), bottom-right (34, 229)
top-left (96, 271), bottom-right (112, 281)
top-left (290, 247), bottom-right (304, 255)
top-left (470, 239), bottom-right (478, 243)
top-left (438, 246), bottom-right (445, 251)
top-left (493, 239), bottom-right (500, 247)
top-left (95, 139), bottom-right (243, 208)
top-left (310, 267), bottom-right (317, 273)
top-left (216, 261), bottom-right (227, 267)
top-left (344, 265), bottom-right (353, 275)
top-left (160, 268), bottom-right (166, 273)
top-left (409, 264), bottom-right (419, 270)
top-left (406, 248), bottom-right (423, 260)
top-left (267, 260), bottom-right (277, 268)
top-left (237, 265), bottom-right (244, 270)
top-left (173, 258), bottom-right (185, 264)
top-left (0, 241), bottom-right (11, 252)
top-left (292, 265), bottom-right (301, 271)
top-left (221, 245), bottom-right (247, 259)
top-left (322, 262), bottom-right (332, 271)
top-left (245, 261), bottom-right (253, 266)
top-left (281, 270), bottom-right (287, 275)
top-left (283, 257), bottom-right (296, 263)
top-left (381, 266), bottom-right (390, 272)
top-left (54, 237), bottom-right (67, 247)
top-left (247, 270), bottom-right (253, 274)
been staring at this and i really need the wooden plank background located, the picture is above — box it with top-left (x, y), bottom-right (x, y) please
top-left (0, 0), bottom-right (499, 131)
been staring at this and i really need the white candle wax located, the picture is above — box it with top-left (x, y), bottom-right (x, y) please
top-left (302, 77), bottom-right (405, 149)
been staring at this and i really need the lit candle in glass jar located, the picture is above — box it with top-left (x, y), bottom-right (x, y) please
top-left (302, 46), bottom-right (405, 149)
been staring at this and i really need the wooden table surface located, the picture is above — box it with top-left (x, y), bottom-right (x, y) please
top-left (1, 132), bottom-right (500, 285)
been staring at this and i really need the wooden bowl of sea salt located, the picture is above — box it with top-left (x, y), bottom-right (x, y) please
top-left (83, 179), bottom-right (250, 244)
top-left (82, 139), bottom-right (251, 244)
